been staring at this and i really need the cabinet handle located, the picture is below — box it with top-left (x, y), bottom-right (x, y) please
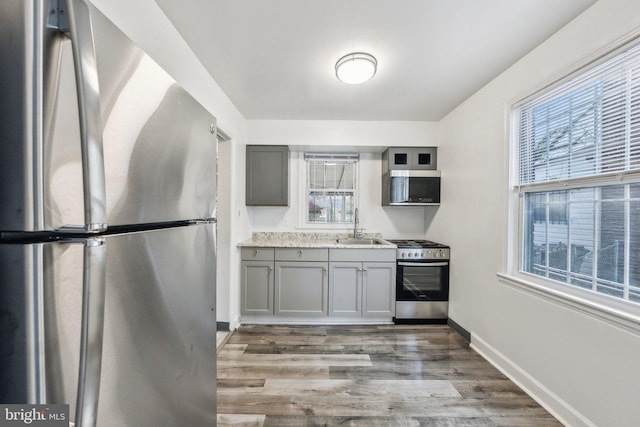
top-left (322, 267), bottom-right (327, 273)
top-left (363, 268), bottom-right (368, 272)
top-left (298, 249), bottom-right (304, 256)
top-left (267, 266), bottom-right (273, 273)
top-left (254, 249), bottom-right (259, 256)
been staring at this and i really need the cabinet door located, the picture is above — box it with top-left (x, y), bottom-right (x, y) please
top-left (275, 262), bottom-right (328, 316)
top-left (329, 262), bottom-right (361, 317)
top-left (362, 262), bottom-right (396, 318)
top-left (246, 145), bottom-right (289, 206)
top-left (410, 147), bottom-right (437, 170)
top-left (241, 260), bottom-right (274, 315)
top-left (385, 147), bottom-right (411, 170)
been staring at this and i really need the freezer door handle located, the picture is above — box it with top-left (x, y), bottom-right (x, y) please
top-left (66, 0), bottom-right (107, 232)
top-left (75, 237), bottom-right (107, 427)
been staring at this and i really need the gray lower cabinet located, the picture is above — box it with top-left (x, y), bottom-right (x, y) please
top-left (329, 261), bottom-right (396, 318)
top-left (275, 261), bottom-right (328, 316)
top-left (241, 260), bottom-right (274, 314)
top-left (362, 262), bottom-right (396, 317)
top-left (241, 246), bottom-right (394, 322)
top-left (241, 248), bottom-right (275, 315)
top-left (328, 262), bottom-right (361, 317)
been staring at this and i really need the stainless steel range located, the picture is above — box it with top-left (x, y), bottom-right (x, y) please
top-left (387, 239), bottom-right (450, 323)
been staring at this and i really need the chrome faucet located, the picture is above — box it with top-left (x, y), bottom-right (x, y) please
top-left (353, 207), bottom-right (362, 239)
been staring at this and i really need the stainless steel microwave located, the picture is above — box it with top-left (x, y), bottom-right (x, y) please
top-left (382, 170), bottom-right (441, 205)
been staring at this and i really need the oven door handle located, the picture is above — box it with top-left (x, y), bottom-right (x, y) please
top-left (398, 262), bottom-right (449, 267)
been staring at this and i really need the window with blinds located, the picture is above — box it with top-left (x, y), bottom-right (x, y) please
top-left (515, 40), bottom-right (640, 304)
top-left (305, 153), bottom-right (358, 224)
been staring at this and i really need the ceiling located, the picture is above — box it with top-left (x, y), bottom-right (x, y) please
top-left (156, 0), bottom-right (597, 121)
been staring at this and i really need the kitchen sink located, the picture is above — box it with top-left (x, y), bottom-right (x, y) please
top-left (336, 238), bottom-right (387, 245)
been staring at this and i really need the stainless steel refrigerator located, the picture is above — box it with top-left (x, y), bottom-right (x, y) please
top-left (0, 1), bottom-right (218, 425)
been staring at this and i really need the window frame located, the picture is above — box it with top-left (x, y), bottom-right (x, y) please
top-left (300, 153), bottom-right (359, 229)
top-left (505, 36), bottom-right (640, 333)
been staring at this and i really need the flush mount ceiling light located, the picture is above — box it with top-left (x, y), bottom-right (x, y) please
top-left (335, 52), bottom-right (377, 84)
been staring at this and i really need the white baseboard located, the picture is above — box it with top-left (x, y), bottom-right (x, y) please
top-left (470, 333), bottom-right (595, 427)
top-left (229, 315), bottom-right (241, 331)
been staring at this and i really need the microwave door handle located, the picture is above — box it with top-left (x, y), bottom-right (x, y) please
top-left (398, 262), bottom-right (449, 267)
top-left (65, 0), bottom-right (107, 232)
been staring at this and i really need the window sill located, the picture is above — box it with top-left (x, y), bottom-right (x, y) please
top-left (497, 272), bottom-right (640, 336)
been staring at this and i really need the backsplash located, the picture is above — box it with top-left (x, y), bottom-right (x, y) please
top-left (250, 231), bottom-right (383, 242)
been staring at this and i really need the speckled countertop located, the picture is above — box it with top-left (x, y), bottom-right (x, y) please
top-left (237, 232), bottom-right (397, 249)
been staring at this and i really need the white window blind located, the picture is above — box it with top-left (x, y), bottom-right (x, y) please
top-left (518, 41), bottom-right (640, 190)
top-left (515, 39), bottom-right (640, 305)
top-left (305, 153), bottom-right (358, 224)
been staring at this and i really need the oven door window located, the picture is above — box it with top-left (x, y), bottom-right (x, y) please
top-left (396, 263), bottom-right (449, 301)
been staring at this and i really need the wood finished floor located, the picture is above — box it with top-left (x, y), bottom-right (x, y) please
top-left (216, 324), bottom-right (561, 426)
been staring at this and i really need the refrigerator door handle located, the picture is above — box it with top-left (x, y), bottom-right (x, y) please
top-left (65, 0), bottom-right (107, 232)
top-left (75, 237), bottom-right (107, 427)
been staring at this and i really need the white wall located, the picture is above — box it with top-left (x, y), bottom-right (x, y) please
top-left (430, 0), bottom-right (640, 425)
top-left (246, 120), bottom-right (439, 237)
top-left (88, 0), bottom-right (249, 328)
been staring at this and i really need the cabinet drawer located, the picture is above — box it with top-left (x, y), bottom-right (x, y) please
top-left (329, 248), bottom-right (396, 262)
top-left (241, 247), bottom-right (275, 261)
top-left (275, 248), bottom-right (329, 262)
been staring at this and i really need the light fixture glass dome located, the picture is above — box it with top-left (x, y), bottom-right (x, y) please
top-left (335, 52), bottom-right (377, 84)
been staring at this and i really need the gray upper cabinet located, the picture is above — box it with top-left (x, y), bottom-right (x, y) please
top-left (383, 147), bottom-right (437, 171)
top-left (246, 145), bottom-right (289, 206)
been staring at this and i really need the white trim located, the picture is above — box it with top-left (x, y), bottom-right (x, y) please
top-left (304, 152), bottom-right (359, 161)
top-left (300, 154), bottom-right (359, 227)
top-left (470, 333), bottom-right (596, 427)
top-left (229, 315), bottom-right (241, 332)
top-left (497, 273), bottom-right (640, 336)
top-left (508, 32), bottom-right (640, 325)
top-left (511, 27), bottom-right (640, 108)
top-left (514, 170), bottom-right (640, 193)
